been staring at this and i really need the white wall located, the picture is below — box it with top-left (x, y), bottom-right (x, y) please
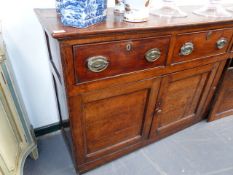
top-left (0, 0), bottom-right (232, 128)
top-left (1, 0), bottom-right (59, 128)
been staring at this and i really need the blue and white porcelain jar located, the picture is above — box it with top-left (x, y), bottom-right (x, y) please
top-left (55, 0), bottom-right (63, 14)
top-left (56, 0), bottom-right (107, 28)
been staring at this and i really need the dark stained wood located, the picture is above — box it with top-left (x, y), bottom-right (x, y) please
top-left (69, 78), bottom-right (161, 163)
top-left (209, 59), bottom-right (233, 121)
top-left (172, 28), bottom-right (233, 64)
top-left (34, 8), bottom-right (233, 40)
top-left (68, 53), bottom-right (229, 96)
top-left (35, 6), bottom-right (233, 174)
top-left (229, 35), bottom-right (233, 53)
top-left (150, 63), bottom-right (219, 138)
top-left (198, 60), bottom-right (227, 118)
top-left (73, 36), bottom-right (170, 83)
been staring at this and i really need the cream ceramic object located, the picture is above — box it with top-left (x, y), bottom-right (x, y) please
top-left (124, 0), bottom-right (150, 22)
top-left (114, 0), bottom-right (125, 13)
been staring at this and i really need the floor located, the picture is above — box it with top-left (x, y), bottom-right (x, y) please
top-left (24, 117), bottom-right (233, 175)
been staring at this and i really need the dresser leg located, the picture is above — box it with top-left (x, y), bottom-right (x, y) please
top-left (30, 147), bottom-right (39, 160)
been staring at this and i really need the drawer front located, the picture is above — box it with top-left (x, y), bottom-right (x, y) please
top-left (73, 36), bottom-right (170, 83)
top-left (172, 28), bottom-right (233, 64)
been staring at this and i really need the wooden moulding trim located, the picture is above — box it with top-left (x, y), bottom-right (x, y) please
top-left (215, 109), bottom-right (233, 119)
top-left (60, 26), bottom-right (233, 45)
top-left (53, 22), bottom-right (233, 40)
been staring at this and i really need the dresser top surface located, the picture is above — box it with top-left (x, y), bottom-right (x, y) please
top-left (35, 6), bottom-right (233, 40)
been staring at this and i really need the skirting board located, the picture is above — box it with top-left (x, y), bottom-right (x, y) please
top-left (34, 121), bottom-right (69, 137)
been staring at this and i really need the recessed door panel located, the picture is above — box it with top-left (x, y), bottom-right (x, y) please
top-left (69, 78), bottom-right (161, 163)
top-left (84, 90), bottom-right (148, 154)
top-left (150, 63), bottom-right (219, 138)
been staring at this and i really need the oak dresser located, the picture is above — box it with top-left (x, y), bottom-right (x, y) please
top-left (35, 7), bottom-right (233, 174)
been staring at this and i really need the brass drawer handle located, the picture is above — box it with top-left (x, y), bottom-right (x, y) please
top-left (87, 56), bottom-right (109, 73)
top-left (217, 38), bottom-right (228, 49)
top-left (145, 48), bottom-right (161, 62)
top-left (180, 42), bottom-right (194, 56)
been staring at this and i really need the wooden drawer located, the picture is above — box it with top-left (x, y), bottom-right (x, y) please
top-left (172, 28), bottom-right (233, 64)
top-left (73, 36), bottom-right (170, 84)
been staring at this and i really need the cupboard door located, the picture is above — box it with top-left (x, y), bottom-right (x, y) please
top-left (209, 61), bottom-right (233, 121)
top-left (69, 78), bottom-right (161, 164)
top-left (150, 63), bottom-right (219, 138)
